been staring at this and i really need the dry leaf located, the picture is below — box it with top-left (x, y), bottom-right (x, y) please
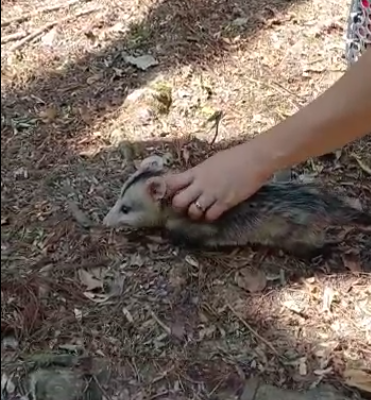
top-left (38, 264), bottom-right (53, 298)
top-left (314, 366), bottom-right (333, 376)
top-left (341, 255), bottom-right (362, 274)
top-left (351, 153), bottom-right (371, 175)
top-left (41, 28), bottom-right (57, 47)
top-left (122, 307), bottom-right (134, 323)
top-left (182, 147), bottom-right (190, 164)
top-left (59, 343), bottom-right (81, 352)
top-left (123, 54), bottom-right (158, 70)
top-left (236, 268), bottom-right (267, 293)
top-left (74, 308), bottom-right (82, 322)
top-left (78, 269), bottom-right (103, 291)
top-left (130, 253), bottom-right (144, 267)
top-left (199, 325), bottom-right (216, 340)
top-left (39, 107), bottom-right (58, 122)
top-left (1, 217), bottom-right (9, 226)
top-left (282, 299), bottom-right (304, 313)
top-left (344, 368), bottom-right (371, 393)
top-left (168, 267), bottom-right (187, 288)
top-left (86, 74), bottom-right (102, 85)
top-left (2, 336), bottom-right (19, 350)
top-left (185, 255), bottom-right (199, 268)
top-left (299, 357), bottom-right (307, 376)
top-left (90, 267), bottom-right (105, 280)
top-left (83, 292), bottom-right (111, 303)
top-left (106, 275), bottom-right (125, 297)
top-left (322, 286), bottom-right (334, 312)
top-left (2, 374), bottom-right (15, 394)
top-left (344, 196), bottom-right (363, 211)
top-left (171, 320), bottom-right (186, 340)
top-left (67, 200), bottom-right (93, 228)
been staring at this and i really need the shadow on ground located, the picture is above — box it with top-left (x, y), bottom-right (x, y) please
top-left (1, 0), bottom-right (303, 140)
top-left (1, 129), bottom-right (370, 397)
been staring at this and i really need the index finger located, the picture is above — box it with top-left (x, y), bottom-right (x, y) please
top-left (164, 172), bottom-right (194, 197)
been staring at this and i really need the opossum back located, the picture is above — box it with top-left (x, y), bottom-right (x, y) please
top-left (172, 182), bottom-right (369, 254)
top-left (213, 183), bottom-right (327, 232)
top-left (164, 183), bottom-right (325, 248)
top-left (217, 182), bottom-right (370, 228)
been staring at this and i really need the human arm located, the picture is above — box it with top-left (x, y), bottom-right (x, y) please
top-left (252, 48), bottom-right (371, 173)
top-left (165, 49), bottom-right (371, 221)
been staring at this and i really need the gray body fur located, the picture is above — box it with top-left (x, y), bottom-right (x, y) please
top-left (103, 156), bottom-right (371, 259)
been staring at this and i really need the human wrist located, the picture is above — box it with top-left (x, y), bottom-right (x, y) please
top-left (242, 115), bottom-right (319, 179)
top-left (248, 50), bottom-right (371, 176)
top-left (250, 99), bottom-right (348, 174)
top-left (238, 135), bottom-right (283, 180)
top-left (257, 50), bottom-right (371, 173)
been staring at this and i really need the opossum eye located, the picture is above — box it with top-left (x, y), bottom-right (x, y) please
top-left (120, 205), bottom-right (131, 214)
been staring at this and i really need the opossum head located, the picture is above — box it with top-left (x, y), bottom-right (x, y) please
top-left (103, 155), bottom-right (171, 229)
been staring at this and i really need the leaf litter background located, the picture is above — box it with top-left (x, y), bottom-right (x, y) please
top-left (1, 0), bottom-right (370, 398)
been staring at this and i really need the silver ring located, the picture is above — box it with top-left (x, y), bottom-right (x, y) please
top-left (194, 200), bottom-right (206, 212)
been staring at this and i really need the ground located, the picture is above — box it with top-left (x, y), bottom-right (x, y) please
top-left (1, 0), bottom-right (370, 398)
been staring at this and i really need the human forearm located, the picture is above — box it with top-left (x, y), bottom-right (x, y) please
top-left (165, 49), bottom-right (370, 221)
top-left (252, 49), bottom-right (371, 174)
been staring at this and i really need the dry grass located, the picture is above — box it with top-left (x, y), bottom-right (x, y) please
top-left (1, 0), bottom-right (370, 398)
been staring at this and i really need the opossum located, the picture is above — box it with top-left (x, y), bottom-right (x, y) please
top-left (103, 156), bottom-right (371, 259)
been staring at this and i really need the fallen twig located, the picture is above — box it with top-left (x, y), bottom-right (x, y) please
top-left (8, 7), bottom-right (101, 53)
top-left (1, 0), bottom-right (81, 27)
top-left (246, 76), bottom-right (304, 110)
top-left (149, 309), bottom-right (171, 335)
top-left (208, 110), bottom-right (224, 145)
top-left (227, 303), bottom-right (284, 360)
top-left (54, 259), bottom-right (110, 272)
top-left (92, 375), bottom-right (113, 400)
top-left (350, 153), bottom-right (371, 175)
top-left (8, 22), bottom-right (59, 52)
top-left (1, 31), bottom-right (29, 44)
top-left (268, 80), bottom-right (304, 110)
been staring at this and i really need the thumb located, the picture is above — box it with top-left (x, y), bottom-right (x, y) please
top-left (164, 171), bottom-right (194, 196)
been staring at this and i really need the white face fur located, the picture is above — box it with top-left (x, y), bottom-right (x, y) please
top-left (103, 156), bottom-right (169, 229)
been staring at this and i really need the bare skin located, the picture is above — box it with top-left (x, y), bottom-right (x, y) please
top-left (164, 49), bottom-right (371, 221)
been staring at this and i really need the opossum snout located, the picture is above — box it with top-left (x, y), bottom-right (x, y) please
top-left (102, 211), bottom-right (119, 228)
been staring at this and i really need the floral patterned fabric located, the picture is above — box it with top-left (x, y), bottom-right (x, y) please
top-left (345, 0), bottom-right (371, 64)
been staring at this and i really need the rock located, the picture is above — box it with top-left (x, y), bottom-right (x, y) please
top-left (240, 378), bottom-right (352, 400)
top-left (41, 28), bottom-right (57, 48)
top-left (30, 368), bottom-right (84, 400)
top-left (123, 84), bottom-right (172, 125)
top-left (1, 353), bottom-right (111, 400)
top-left (232, 17), bottom-right (249, 26)
top-left (123, 54), bottom-right (158, 71)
